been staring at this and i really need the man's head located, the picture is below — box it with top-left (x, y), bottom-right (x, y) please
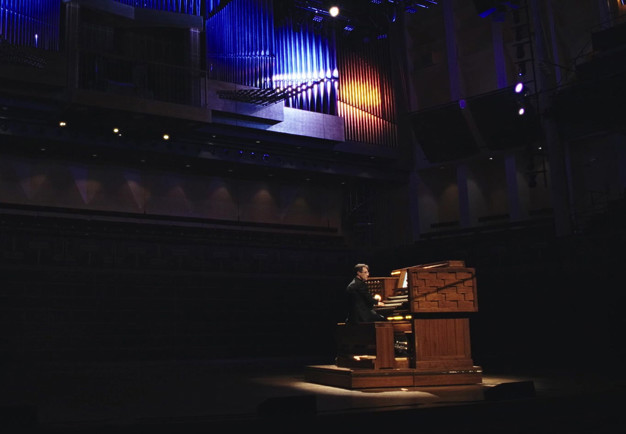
top-left (354, 263), bottom-right (369, 280)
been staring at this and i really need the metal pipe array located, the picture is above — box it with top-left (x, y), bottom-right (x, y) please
top-left (0, 0), bottom-right (60, 49)
top-left (113, 0), bottom-right (202, 15)
top-left (206, 0), bottom-right (274, 89)
top-left (337, 42), bottom-right (397, 147)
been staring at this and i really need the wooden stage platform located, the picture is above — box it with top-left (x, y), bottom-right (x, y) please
top-left (320, 261), bottom-right (483, 390)
top-left (305, 364), bottom-right (483, 389)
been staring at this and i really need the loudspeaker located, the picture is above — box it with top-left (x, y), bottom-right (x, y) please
top-left (467, 86), bottom-right (541, 150)
top-left (484, 380), bottom-right (536, 401)
top-left (408, 102), bottom-right (479, 163)
top-left (257, 394), bottom-right (317, 418)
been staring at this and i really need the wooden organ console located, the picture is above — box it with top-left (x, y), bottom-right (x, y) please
top-left (305, 260), bottom-right (482, 389)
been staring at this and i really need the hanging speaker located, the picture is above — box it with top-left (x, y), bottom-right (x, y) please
top-left (408, 102), bottom-right (479, 163)
top-left (467, 86), bottom-right (541, 151)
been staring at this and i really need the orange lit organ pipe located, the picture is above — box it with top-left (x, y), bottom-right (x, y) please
top-left (337, 46), bottom-right (396, 147)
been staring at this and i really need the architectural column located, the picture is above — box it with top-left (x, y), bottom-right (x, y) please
top-left (598, 0), bottom-right (611, 29)
top-left (444, 0), bottom-right (473, 229)
top-left (395, 11), bottom-right (422, 242)
top-left (492, 20), bottom-right (508, 89)
top-left (615, 135), bottom-right (626, 194)
top-left (64, 1), bottom-right (81, 90)
top-left (457, 164), bottom-right (471, 227)
top-left (530, 0), bottom-right (573, 236)
top-left (493, 11), bottom-right (525, 222)
top-left (188, 27), bottom-right (202, 106)
top-left (505, 155), bottom-right (523, 220)
top-left (443, 0), bottom-right (461, 100)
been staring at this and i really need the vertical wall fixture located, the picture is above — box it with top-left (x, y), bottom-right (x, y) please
top-left (0, 0), bottom-right (60, 49)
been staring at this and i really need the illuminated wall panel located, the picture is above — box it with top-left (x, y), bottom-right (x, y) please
top-left (0, 0), bottom-right (60, 49)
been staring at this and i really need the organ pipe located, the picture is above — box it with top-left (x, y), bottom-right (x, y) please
top-left (113, 0), bottom-right (202, 15)
top-left (0, 0), bottom-right (60, 49)
top-left (337, 38), bottom-right (397, 148)
top-left (207, 0), bottom-right (274, 89)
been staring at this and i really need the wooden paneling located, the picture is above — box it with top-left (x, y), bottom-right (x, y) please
top-left (413, 317), bottom-right (474, 371)
top-left (410, 267), bottom-right (478, 313)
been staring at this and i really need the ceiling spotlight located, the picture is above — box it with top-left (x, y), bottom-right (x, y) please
top-left (518, 107), bottom-right (526, 116)
top-left (329, 5), bottom-right (339, 17)
top-left (514, 82), bottom-right (524, 93)
top-left (59, 121), bottom-right (67, 127)
top-left (163, 134), bottom-right (170, 140)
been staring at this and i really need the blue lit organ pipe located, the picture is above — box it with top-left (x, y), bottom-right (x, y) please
top-left (112, 0), bottom-right (201, 15)
top-left (0, 0), bottom-right (60, 49)
top-left (206, 0), bottom-right (273, 88)
top-left (206, 0), bottom-right (338, 114)
top-left (274, 15), bottom-right (338, 114)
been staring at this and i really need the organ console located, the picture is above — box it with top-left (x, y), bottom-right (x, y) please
top-left (305, 260), bottom-right (483, 389)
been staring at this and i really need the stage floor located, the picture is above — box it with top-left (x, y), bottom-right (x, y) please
top-left (1, 357), bottom-right (625, 433)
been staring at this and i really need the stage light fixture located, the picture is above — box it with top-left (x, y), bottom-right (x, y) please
top-left (514, 82), bottom-right (524, 93)
top-left (329, 5), bottom-right (339, 17)
top-left (518, 106), bottom-right (525, 116)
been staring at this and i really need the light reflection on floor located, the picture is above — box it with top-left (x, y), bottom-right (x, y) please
top-left (250, 373), bottom-right (525, 414)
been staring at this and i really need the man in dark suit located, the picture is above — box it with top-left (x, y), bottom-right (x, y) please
top-left (345, 263), bottom-right (386, 323)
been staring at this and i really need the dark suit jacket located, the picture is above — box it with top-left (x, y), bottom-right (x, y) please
top-left (345, 277), bottom-right (383, 323)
